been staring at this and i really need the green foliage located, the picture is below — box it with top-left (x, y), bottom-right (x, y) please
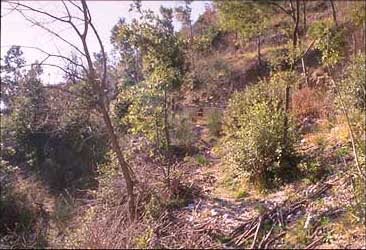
top-left (112, 7), bottom-right (185, 150)
top-left (207, 110), bottom-right (222, 137)
top-left (336, 55), bottom-right (366, 218)
top-left (0, 46), bottom-right (26, 111)
top-left (268, 47), bottom-right (291, 72)
top-left (193, 26), bottom-right (221, 54)
top-left (298, 159), bottom-right (328, 184)
top-left (172, 113), bottom-right (197, 150)
top-left (349, 3), bottom-right (366, 27)
top-left (194, 57), bottom-right (231, 90)
top-left (308, 19), bottom-right (347, 66)
top-left (195, 154), bottom-right (208, 166)
top-left (337, 54), bottom-right (366, 111)
top-left (53, 193), bottom-right (75, 231)
top-left (222, 75), bottom-right (299, 189)
top-left (215, 1), bottom-right (271, 43)
top-left (133, 227), bottom-right (153, 248)
top-left (235, 190), bottom-right (248, 199)
top-left (145, 193), bottom-right (163, 220)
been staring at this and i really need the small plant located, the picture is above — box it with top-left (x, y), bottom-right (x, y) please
top-left (313, 133), bottom-right (327, 148)
top-left (172, 114), bottom-right (197, 150)
top-left (207, 110), bottom-right (222, 137)
top-left (336, 146), bottom-right (349, 158)
top-left (284, 218), bottom-right (309, 248)
top-left (235, 190), bottom-right (248, 199)
top-left (195, 154), bottom-right (209, 166)
top-left (145, 193), bottom-right (163, 219)
top-left (298, 158), bottom-right (328, 183)
top-left (53, 193), bottom-right (75, 231)
top-left (134, 228), bottom-right (153, 249)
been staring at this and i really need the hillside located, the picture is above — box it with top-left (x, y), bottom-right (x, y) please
top-left (1, 1), bottom-right (365, 249)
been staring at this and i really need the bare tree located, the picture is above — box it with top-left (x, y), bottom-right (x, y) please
top-left (6, 0), bottom-right (137, 221)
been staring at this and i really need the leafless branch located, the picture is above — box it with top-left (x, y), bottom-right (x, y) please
top-left (14, 45), bottom-right (87, 73)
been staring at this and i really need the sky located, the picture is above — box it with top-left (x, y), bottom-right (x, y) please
top-left (1, 1), bottom-right (211, 84)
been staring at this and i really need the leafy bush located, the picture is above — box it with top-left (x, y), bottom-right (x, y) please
top-left (171, 113), bottom-right (197, 151)
top-left (222, 77), bottom-right (299, 189)
top-left (308, 19), bottom-right (347, 66)
top-left (337, 55), bottom-right (365, 111)
top-left (298, 158), bottom-right (328, 184)
top-left (193, 26), bottom-right (221, 54)
top-left (207, 109), bottom-right (222, 137)
top-left (337, 55), bottom-right (366, 222)
top-left (195, 154), bottom-right (209, 166)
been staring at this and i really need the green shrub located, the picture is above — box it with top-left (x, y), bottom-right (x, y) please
top-left (222, 77), bottom-right (299, 189)
top-left (308, 19), bottom-right (347, 66)
top-left (207, 110), bottom-right (222, 137)
top-left (298, 159), bottom-right (328, 184)
top-left (337, 55), bottom-right (365, 111)
top-left (195, 154), bottom-right (209, 166)
top-left (235, 190), bottom-right (248, 199)
top-left (172, 114), bottom-right (197, 150)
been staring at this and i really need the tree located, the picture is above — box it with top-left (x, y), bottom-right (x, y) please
top-left (215, 0), bottom-right (270, 66)
top-left (112, 6), bottom-right (184, 151)
top-left (268, 0), bottom-right (301, 49)
top-left (7, 0), bottom-right (137, 221)
top-left (0, 46), bottom-right (26, 113)
top-left (175, 1), bottom-right (194, 70)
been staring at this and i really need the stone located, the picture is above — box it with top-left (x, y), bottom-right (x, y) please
top-left (211, 209), bottom-right (219, 216)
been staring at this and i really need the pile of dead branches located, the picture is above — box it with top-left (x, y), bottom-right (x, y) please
top-left (150, 210), bottom-right (223, 249)
top-left (229, 182), bottom-right (333, 249)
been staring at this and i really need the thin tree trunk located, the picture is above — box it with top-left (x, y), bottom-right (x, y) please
top-left (80, 0), bottom-right (136, 221)
top-left (283, 85), bottom-right (290, 145)
top-left (363, 20), bottom-right (366, 53)
top-left (303, 0), bottom-right (307, 34)
top-left (293, 0), bottom-right (300, 49)
top-left (163, 89), bottom-right (170, 151)
top-left (301, 57), bottom-right (308, 88)
top-left (189, 21), bottom-right (195, 71)
top-left (99, 104), bottom-right (136, 221)
top-left (257, 35), bottom-right (262, 66)
top-left (353, 33), bottom-right (357, 57)
top-left (155, 115), bottom-right (160, 148)
top-left (329, 0), bottom-right (338, 26)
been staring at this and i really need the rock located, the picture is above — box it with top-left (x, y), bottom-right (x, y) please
top-left (211, 209), bottom-right (219, 216)
top-left (187, 203), bottom-right (195, 210)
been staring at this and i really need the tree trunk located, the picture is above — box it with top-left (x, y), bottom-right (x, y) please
top-left (303, 0), bottom-right (307, 34)
top-left (329, 0), bottom-right (338, 26)
top-left (301, 57), bottom-right (308, 88)
top-left (352, 33), bottom-right (357, 57)
top-left (293, 0), bottom-right (300, 49)
top-left (189, 20), bottom-right (195, 72)
top-left (99, 104), bottom-right (136, 221)
top-left (257, 35), bottom-right (262, 66)
top-left (163, 89), bottom-right (170, 151)
top-left (363, 20), bottom-right (366, 53)
top-left (283, 85), bottom-right (291, 146)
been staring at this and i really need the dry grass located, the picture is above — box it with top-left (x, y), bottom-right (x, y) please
top-left (292, 87), bottom-right (334, 121)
